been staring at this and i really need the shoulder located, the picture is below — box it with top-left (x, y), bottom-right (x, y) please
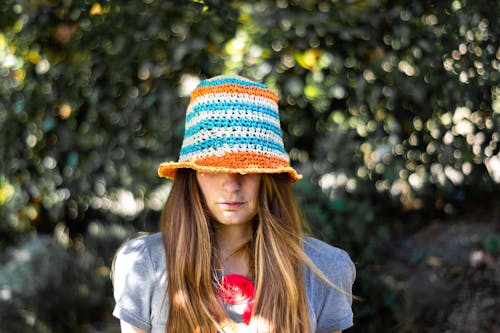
top-left (303, 237), bottom-right (355, 277)
top-left (303, 236), bottom-right (356, 293)
top-left (112, 233), bottom-right (165, 330)
top-left (303, 237), bottom-right (356, 332)
top-left (116, 232), bottom-right (163, 258)
top-left (113, 232), bottom-right (165, 283)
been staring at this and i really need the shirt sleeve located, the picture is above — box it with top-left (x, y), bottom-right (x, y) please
top-left (112, 236), bottom-right (156, 332)
top-left (315, 247), bottom-right (356, 333)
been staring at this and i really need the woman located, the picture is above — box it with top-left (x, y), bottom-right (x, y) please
top-left (112, 75), bottom-right (355, 333)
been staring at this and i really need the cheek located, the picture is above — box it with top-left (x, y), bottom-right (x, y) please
top-left (252, 186), bottom-right (260, 203)
top-left (248, 180), bottom-right (261, 207)
top-left (196, 174), bottom-right (214, 198)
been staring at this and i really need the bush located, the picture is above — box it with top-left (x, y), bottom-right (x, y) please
top-left (0, 0), bottom-right (498, 331)
top-left (0, 220), bottom-right (129, 332)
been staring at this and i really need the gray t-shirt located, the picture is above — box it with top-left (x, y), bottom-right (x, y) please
top-left (113, 233), bottom-right (355, 332)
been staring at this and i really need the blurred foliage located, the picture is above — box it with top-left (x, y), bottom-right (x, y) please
top-left (0, 221), bottom-right (129, 332)
top-left (0, 0), bottom-right (499, 332)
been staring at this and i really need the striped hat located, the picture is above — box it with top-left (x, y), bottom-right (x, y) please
top-left (158, 75), bottom-right (302, 182)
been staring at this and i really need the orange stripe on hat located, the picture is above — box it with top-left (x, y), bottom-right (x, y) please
top-left (190, 83), bottom-right (278, 104)
top-left (194, 151), bottom-right (289, 169)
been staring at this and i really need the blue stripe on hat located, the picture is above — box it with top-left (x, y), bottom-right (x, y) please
top-left (186, 101), bottom-right (280, 124)
top-left (197, 77), bottom-right (269, 89)
top-left (180, 135), bottom-right (286, 157)
top-left (184, 117), bottom-right (282, 138)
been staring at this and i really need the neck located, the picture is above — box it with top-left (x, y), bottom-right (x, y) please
top-left (214, 223), bottom-right (253, 276)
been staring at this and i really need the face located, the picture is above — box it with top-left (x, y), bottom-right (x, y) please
top-left (196, 172), bottom-right (261, 226)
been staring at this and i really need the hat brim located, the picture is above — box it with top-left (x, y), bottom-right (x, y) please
top-left (158, 161), bottom-right (302, 182)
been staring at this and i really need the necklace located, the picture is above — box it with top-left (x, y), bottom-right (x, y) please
top-left (214, 242), bottom-right (253, 278)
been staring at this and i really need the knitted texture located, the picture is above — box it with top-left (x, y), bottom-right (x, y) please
top-left (158, 75), bottom-right (302, 182)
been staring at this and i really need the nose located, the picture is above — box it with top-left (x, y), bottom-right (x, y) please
top-left (222, 173), bottom-right (242, 192)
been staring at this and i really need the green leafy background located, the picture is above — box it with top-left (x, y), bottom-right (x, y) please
top-left (0, 0), bottom-right (498, 332)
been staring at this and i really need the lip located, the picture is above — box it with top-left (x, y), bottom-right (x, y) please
top-left (218, 202), bottom-right (245, 210)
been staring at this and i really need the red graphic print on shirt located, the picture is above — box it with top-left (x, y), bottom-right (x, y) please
top-left (216, 274), bottom-right (254, 325)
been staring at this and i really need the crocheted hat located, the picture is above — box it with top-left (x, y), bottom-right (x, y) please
top-left (158, 75), bottom-right (302, 182)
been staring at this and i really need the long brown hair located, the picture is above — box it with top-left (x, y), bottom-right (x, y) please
top-left (161, 169), bottom-right (312, 332)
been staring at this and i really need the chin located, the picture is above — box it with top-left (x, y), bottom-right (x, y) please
top-left (219, 220), bottom-right (251, 226)
top-left (217, 217), bottom-right (253, 226)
